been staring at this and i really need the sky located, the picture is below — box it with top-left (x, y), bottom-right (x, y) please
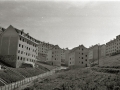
top-left (0, 0), bottom-right (120, 49)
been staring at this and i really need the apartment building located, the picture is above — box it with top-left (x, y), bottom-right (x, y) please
top-left (99, 44), bottom-right (106, 57)
top-left (64, 48), bottom-right (70, 65)
top-left (38, 42), bottom-right (54, 61)
top-left (88, 44), bottom-right (106, 64)
top-left (0, 25), bottom-right (38, 68)
top-left (46, 45), bottom-right (61, 66)
top-left (88, 44), bottom-right (99, 63)
top-left (61, 48), bottom-right (65, 64)
top-left (66, 45), bottom-right (89, 67)
top-left (106, 35), bottom-right (120, 56)
top-left (38, 43), bottom-right (54, 55)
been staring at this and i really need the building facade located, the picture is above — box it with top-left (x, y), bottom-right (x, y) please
top-left (106, 35), bottom-right (120, 56)
top-left (0, 25), bottom-right (38, 68)
top-left (88, 44), bottom-right (106, 64)
top-left (61, 49), bottom-right (65, 64)
top-left (88, 44), bottom-right (99, 63)
top-left (46, 45), bottom-right (61, 66)
top-left (37, 42), bottom-right (54, 61)
top-left (38, 43), bottom-right (54, 55)
top-left (67, 45), bottom-right (89, 67)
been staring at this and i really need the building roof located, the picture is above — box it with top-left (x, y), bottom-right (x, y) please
top-left (40, 42), bottom-right (54, 47)
top-left (48, 45), bottom-right (61, 51)
top-left (7, 25), bottom-right (40, 43)
top-left (69, 45), bottom-right (86, 54)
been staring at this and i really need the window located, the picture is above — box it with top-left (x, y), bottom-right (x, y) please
top-left (82, 62), bottom-right (83, 64)
top-left (21, 51), bottom-right (23, 54)
top-left (82, 57), bottom-right (83, 59)
top-left (82, 53), bottom-right (83, 55)
top-left (21, 57), bottom-right (22, 60)
top-left (86, 55), bottom-right (87, 57)
top-left (23, 39), bottom-right (24, 42)
top-left (86, 59), bottom-right (87, 61)
top-left (22, 45), bottom-right (23, 48)
top-left (20, 38), bottom-right (21, 41)
top-left (82, 49), bottom-right (83, 51)
top-left (18, 56), bottom-right (19, 60)
top-left (19, 44), bottom-right (21, 47)
top-left (18, 50), bottom-right (20, 53)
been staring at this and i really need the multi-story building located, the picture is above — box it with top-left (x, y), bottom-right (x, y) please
top-left (37, 42), bottom-right (54, 61)
top-left (0, 25), bottom-right (39, 68)
top-left (38, 42), bottom-right (54, 55)
top-left (64, 48), bottom-right (70, 65)
top-left (66, 45), bottom-right (89, 67)
top-left (99, 44), bottom-right (106, 57)
top-left (61, 48), bottom-right (65, 64)
top-left (106, 35), bottom-right (120, 56)
top-left (88, 44), bottom-right (99, 63)
top-left (46, 45), bottom-right (61, 66)
top-left (88, 44), bottom-right (106, 64)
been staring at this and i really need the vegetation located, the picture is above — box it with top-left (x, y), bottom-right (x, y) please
top-left (25, 67), bottom-right (120, 90)
top-left (0, 63), bottom-right (57, 86)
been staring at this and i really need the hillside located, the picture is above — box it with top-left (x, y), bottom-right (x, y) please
top-left (0, 62), bottom-right (57, 86)
top-left (25, 67), bottom-right (120, 90)
top-left (99, 55), bottom-right (120, 67)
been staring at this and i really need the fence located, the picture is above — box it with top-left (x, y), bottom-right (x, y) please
top-left (0, 66), bottom-right (67, 90)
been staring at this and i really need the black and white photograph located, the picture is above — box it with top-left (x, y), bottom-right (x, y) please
top-left (0, 0), bottom-right (120, 90)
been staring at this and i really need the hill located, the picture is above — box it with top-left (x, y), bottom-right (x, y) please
top-left (99, 54), bottom-right (120, 67)
top-left (25, 67), bottom-right (120, 90)
top-left (0, 61), bottom-right (57, 86)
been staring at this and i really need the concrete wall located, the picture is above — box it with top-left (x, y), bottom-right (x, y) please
top-left (64, 50), bottom-right (70, 66)
top-left (88, 44), bottom-right (106, 65)
top-left (99, 45), bottom-right (106, 58)
top-left (0, 26), bottom-right (18, 67)
top-left (68, 52), bottom-right (75, 66)
top-left (0, 26), bottom-right (18, 55)
top-left (46, 50), bottom-right (52, 61)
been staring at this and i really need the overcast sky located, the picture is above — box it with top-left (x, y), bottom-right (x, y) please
top-left (0, 0), bottom-right (120, 49)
